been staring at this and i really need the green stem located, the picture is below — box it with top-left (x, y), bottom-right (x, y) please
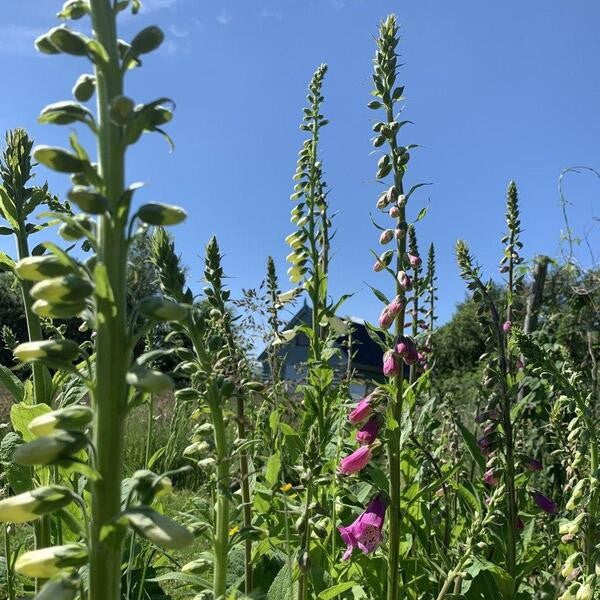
top-left (236, 393), bottom-right (253, 595)
top-left (210, 396), bottom-right (230, 600)
top-left (4, 524), bottom-right (14, 600)
top-left (88, 2), bottom-right (129, 600)
top-left (585, 434), bottom-right (598, 574)
top-left (386, 103), bottom-right (406, 600)
top-left (297, 481), bottom-right (313, 600)
top-left (145, 393), bottom-right (153, 466)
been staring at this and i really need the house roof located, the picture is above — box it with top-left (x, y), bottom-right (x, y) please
top-left (257, 304), bottom-right (384, 375)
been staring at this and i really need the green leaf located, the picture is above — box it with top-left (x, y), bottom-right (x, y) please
top-left (456, 420), bottom-right (485, 471)
top-left (318, 582), bottom-right (355, 599)
top-left (267, 563), bottom-right (298, 600)
top-left (0, 364), bottom-right (24, 403)
top-left (33, 146), bottom-right (87, 174)
top-left (116, 507), bottom-right (194, 549)
top-left (10, 403), bottom-right (52, 442)
top-left (265, 452), bottom-right (281, 488)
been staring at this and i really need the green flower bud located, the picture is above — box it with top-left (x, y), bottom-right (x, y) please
top-left (561, 552), bottom-right (581, 578)
top-left (15, 256), bottom-right (75, 281)
top-left (72, 73), bottom-right (95, 102)
top-left (28, 406), bottom-right (93, 437)
top-left (14, 339), bottom-right (80, 363)
top-left (131, 26), bottom-right (164, 55)
top-left (59, 215), bottom-right (94, 241)
top-left (32, 299), bottom-right (87, 319)
top-left (174, 388), bottom-right (201, 402)
top-left (126, 368), bottom-right (174, 393)
top-left (138, 203), bottom-right (186, 226)
top-left (183, 441), bottom-right (210, 457)
top-left (138, 297), bottom-right (188, 322)
top-left (109, 95), bottom-right (135, 125)
top-left (181, 558), bottom-right (211, 575)
top-left (14, 431), bottom-right (88, 466)
top-left (129, 469), bottom-right (173, 503)
top-left (117, 507), bottom-right (193, 549)
top-left (31, 275), bottom-right (93, 303)
top-left (0, 485), bottom-right (74, 523)
top-left (68, 186), bottom-right (108, 214)
top-left (14, 543), bottom-right (87, 578)
top-left (35, 33), bottom-right (60, 54)
top-left (566, 479), bottom-right (587, 511)
top-left (48, 26), bottom-right (88, 55)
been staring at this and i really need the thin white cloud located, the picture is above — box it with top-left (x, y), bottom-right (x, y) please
top-left (260, 8), bottom-right (283, 20)
top-left (169, 24), bottom-right (190, 38)
top-left (216, 9), bottom-right (232, 26)
top-left (141, 0), bottom-right (178, 13)
top-left (0, 25), bottom-right (44, 57)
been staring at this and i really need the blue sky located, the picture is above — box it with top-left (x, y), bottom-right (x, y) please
top-left (0, 0), bottom-right (599, 327)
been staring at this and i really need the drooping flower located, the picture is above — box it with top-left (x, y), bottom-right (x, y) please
top-left (483, 468), bottom-right (498, 486)
top-left (378, 296), bottom-right (404, 329)
top-left (348, 397), bottom-right (372, 425)
top-left (338, 494), bottom-right (388, 560)
top-left (389, 206), bottom-right (400, 218)
top-left (356, 416), bottom-right (382, 445)
top-left (382, 350), bottom-right (399, 377)
top-left (396, 337), bottom-right (419, 365)
top-left (407, 253), bottom-right (421, 268)
top-left (339, 446), bottom-right (372, 475)
top-left (379, 229), bottom-right (394, 245)
top-left (532, 491), bottom-right (558, 514)
top-left (396, 270), bottom-right (412, 291)
top-left (502, 320), bottom-right (512, 333)
top-left (524, 457), bottom-right (542, 472)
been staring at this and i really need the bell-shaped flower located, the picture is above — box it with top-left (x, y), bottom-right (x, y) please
top-left (339, 446), bottom-right (371, 475)
top-left (338, 494), bottom-right (388, 560)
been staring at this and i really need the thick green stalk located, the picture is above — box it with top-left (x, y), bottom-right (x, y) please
top-left (584, 431), bottom-right (598, 574)
top-left (88, 2), bottom-right (129, 599)
top-left (210, 398), bottom-right (230, 599)
top-left (236, 394), bottom-right (253, 595)
top-left (387, 105), bottom-right (406, 600)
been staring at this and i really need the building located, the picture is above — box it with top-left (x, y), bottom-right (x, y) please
top-left (257, 303), bottom-right (385, 398)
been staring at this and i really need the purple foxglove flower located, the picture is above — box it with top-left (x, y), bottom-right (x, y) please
top-left (396, 270), bottom-right (412, 291)
top-left (348, 397), bottom-right (372, 425)
top-left (407, 253), bottom-right (422, 268)
top-left (396, 337), bottom-right (418, 365)
top-left (532, 491), bottom-right (557, 514)
top-left (382, 350), bottom-right (399, 377)
top-left (356, 416), bottom-right (381, 445)
top-left (477, 433), bottom-right (498, 456)
top-left (524, 457), bottom-right (542, 472)
top-left (338, 494), bottom-right (388, 560)
top-left (502, 320), bottom-right (512, 333)
top-left (339, 446), bottom-right (372, 475)
top-left (379, 307), bottom-right (394, 329)
top-left (484, 468), bottom-right (498, 486)
top-left (515, 358), bottom-right (524, 369)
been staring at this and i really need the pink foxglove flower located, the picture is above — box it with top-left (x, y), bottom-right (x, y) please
top-left (339, 446), bottom-right (372, 475)
top-left (379, 296), bottom-right (404, 329)
top-left (379, 229), bottom-right (394, 245)
top-left (389, 206), bottom-right (400, 218)
top-left (524, 457), bottom-right (542, 472)
top-left (396, 337), bottom-right (419, 365)
top-left (532, 491), bottom-right (557, 514)
top-left (502, 320), bottom-right (512, 332)
top-left (397, 270), bottom-right (412, 291)
top-left (484, 468), bottom-right (498, 486)
top-left (356, 416), bottom-right (381, 445)
top-left (338, 494), bottom-right (388, 560)
top-left (348, 397), bottom-right (372, 425)
top-left (382, 350), bottom-right (399, 377)
top-left (407, 253), bottom-right (421, 268)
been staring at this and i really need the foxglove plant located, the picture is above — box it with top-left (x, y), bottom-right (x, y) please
top-left (5, 2), bottom-right (193, 598)
top-left (455, 181), bottom-right (553, 593)
top-left (285, 63), bottom-right (344, 599)
top-left (364, 15), bottom-right (429, 599)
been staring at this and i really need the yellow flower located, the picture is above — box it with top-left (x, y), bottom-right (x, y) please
top-left (280, 483), bottom-right (292, 493)
top-left (228, 525), bottom-right (239, 537)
